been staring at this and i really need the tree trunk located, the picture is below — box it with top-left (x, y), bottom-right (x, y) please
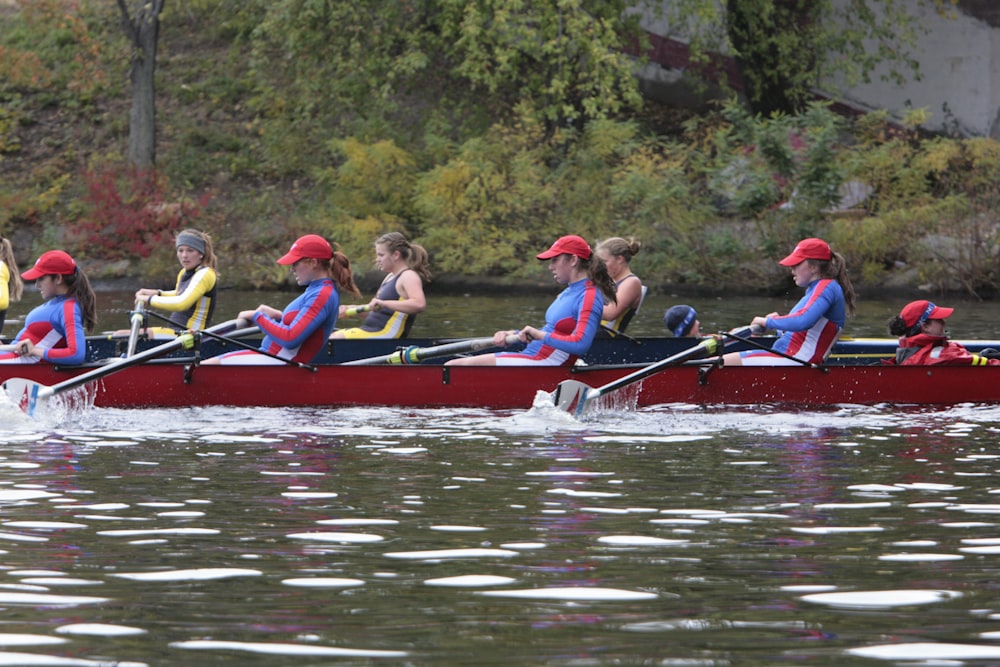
top-left (117, 0), bottom-right (164, 168)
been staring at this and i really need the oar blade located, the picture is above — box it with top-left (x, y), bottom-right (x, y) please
top-left (552, 379), bottom-right (593, 416)
top-left (2, 377), bottom-right (46, 417)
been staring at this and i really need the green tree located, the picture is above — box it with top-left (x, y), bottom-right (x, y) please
top-left (243, 0), bottom-right (645, 174)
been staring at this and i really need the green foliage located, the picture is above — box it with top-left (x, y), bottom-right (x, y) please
top-left (0, 0), bottom-right (120, 104)
top-left (2, 0), bottom-right (1000, 300)
top-left (703, 101), bottom-right (846, 225)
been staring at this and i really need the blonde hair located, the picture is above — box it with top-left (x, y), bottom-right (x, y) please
top-left (597, 237), bottom-right (641, 263)
top-left (377, 232), bottom-right (432, 283)
top-left (176, 228), bottom-right (218, 272)
top-left (0, 238), bottom-right (23, 302)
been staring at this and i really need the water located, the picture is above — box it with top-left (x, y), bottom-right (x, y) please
top-left (2, 290), bottom-right (1000, 665)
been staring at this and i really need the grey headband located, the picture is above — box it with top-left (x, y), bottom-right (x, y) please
top-left (176, 232), bottom-right (206, 256)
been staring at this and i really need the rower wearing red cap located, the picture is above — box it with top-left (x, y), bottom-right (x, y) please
top-left (888, 300), bottom-right (1000, 366)
top-left (723, 237), bottom-right (857, 366)
top-left (0, 250), bottom-right (97, 365)
top-left (206, 235), bottom-right (361, 365)
top-left (446, 235), bottom-right (617, 366)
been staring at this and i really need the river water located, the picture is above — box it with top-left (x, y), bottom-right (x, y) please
top-left (2, 289), bottom-right (1000, 665)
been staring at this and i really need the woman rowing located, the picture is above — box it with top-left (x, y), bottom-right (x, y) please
top-left (595, 236), bottom-right (643, 337)
top-left (331, 231), bottom-right (430, 339)
top-left (134, 228), bottom-right (219, 333)
top-left (723, 237), bottom-right (855, 366)
top-left (0, 250), bottom-right (97, 365)
top-left (0, 236), bottom-right (23, 336)
top-left (446, 235), bottom-right (616, 366)
top-left (205, 235), bottom-right (360, 365)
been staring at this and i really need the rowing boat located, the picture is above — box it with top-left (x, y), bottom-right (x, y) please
top-left (2, 348), bottom-right (998, 410)
top-left (77, 332), bottom-right (1000, 366)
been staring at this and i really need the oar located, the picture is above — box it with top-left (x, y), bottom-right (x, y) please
top-left (722, 328), bottom-right (827, 369)
top-left (125, 299), bottom-right (146, 357)
top-left (343, 305), bottom-right (373, 317)
top-left (196, 327), bottom-right (316, 371)
top-left (600, 323), bottom-right (642, 344)
top-left (2, 318), bottom-right (246, 417)
top-left (551, 327), bottom-right (753, 417)
top-left (344, 334), bottom-right (521, 366)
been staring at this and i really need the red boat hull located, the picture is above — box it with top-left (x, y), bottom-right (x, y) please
top-left (2, 362), bottom-right (997, 410)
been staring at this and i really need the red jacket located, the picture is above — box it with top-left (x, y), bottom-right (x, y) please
top-left (895, 333), bottom-right (1000, 366)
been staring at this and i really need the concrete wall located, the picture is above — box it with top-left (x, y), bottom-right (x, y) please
top-left (637, 1), bottom-right (1000, 138)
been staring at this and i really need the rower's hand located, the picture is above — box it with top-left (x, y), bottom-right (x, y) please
top-left (518, 327), bottom-right (539, 343)
top-left (493, 330), bottom-right (516, 347)
top-left (16, 340), bottom-right (39, 358)
top-left (749, 316), bottom-right (771, 334)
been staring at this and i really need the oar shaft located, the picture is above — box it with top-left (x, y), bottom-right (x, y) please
top-left (590, 337), bottom-right (719, 400)
top-left (125, 300), bottom-right (146, 358)
top-left (198, 328), bottom-right (314, 371)
top-left (42, 319), bottom-right (246, 398)
top-left (344, 334), bottom-right (521, 366)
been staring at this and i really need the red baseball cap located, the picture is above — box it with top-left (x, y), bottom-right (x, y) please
top-left (277, 234), bottom-right (334, 265)
top-left (779, 238), bottom-right (832, 266)
top-left (900, 300), bottom-right (953, 329)
top-left (536, 235), bottom-right (592, 260)
top-left (21, 250), bottom-right (77, 280)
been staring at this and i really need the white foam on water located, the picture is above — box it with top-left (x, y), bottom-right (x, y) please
top-left (598, 536), bottom-right (689, 546)
top-left (801, 589), bottom-right (961, 609)
top-left (281, 577), bottom-right (365, 588)
top-left (112, 568), bottom-right (262, 582)
top-left (170, 640), bottom-right (407, 658)
top-left (384, 548), bottom-right (519, 560)
top-left (499, 542), bottom-right (546, 550)
top-left (20, 578), bottom-right (103, 586)
top-left (286, 532), bottom-right (384, 543)
top-left (0, 491), bottom-right (58, 503)
top-left (849, 642), bottom-right (1000, 660)
top-left (424, 575), bottom-right (516, 587)
top-left (478, 586), bottom-right (657, 601)
top-left (0, 592), bottom-right (108, 606)
top-left (0, 634), bottom-right (66, 646)
top-left (878, 553), bottom-right (964, 562)
top-left (0, 653), bottom-right (146, 666)
top-left (546, 488), bottom-right (621, 498)
top-left (790, 526), bottom-right (884, 535)
top-left (316, 518), bottom-right (398, 526)
top-left (56, 623), bottom-right (146, 636)
top-left (0, 522), bottom-right (87, 530)
top-left (429, 525), bottom-right (486, 532)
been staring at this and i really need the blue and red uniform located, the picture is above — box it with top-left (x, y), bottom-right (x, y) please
top-left (216, 278), bottom-right (339, 365)
top-left (740, 278), bottom-right (845, 366)
top-left (496, 278), bottom-right (604, 366)
top-left (0, 295), bottom-right (86, 365)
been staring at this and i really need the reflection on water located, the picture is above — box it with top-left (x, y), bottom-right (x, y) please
top-left (4, 288), bottom-right (1000, 664)
top-left (1, 402), bottom-right (1000, 664)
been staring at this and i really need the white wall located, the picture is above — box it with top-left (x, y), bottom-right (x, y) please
top-left (828, 1), bottom-right (999, 138)
top-left (637, 2), bottom-right (1000, 138)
